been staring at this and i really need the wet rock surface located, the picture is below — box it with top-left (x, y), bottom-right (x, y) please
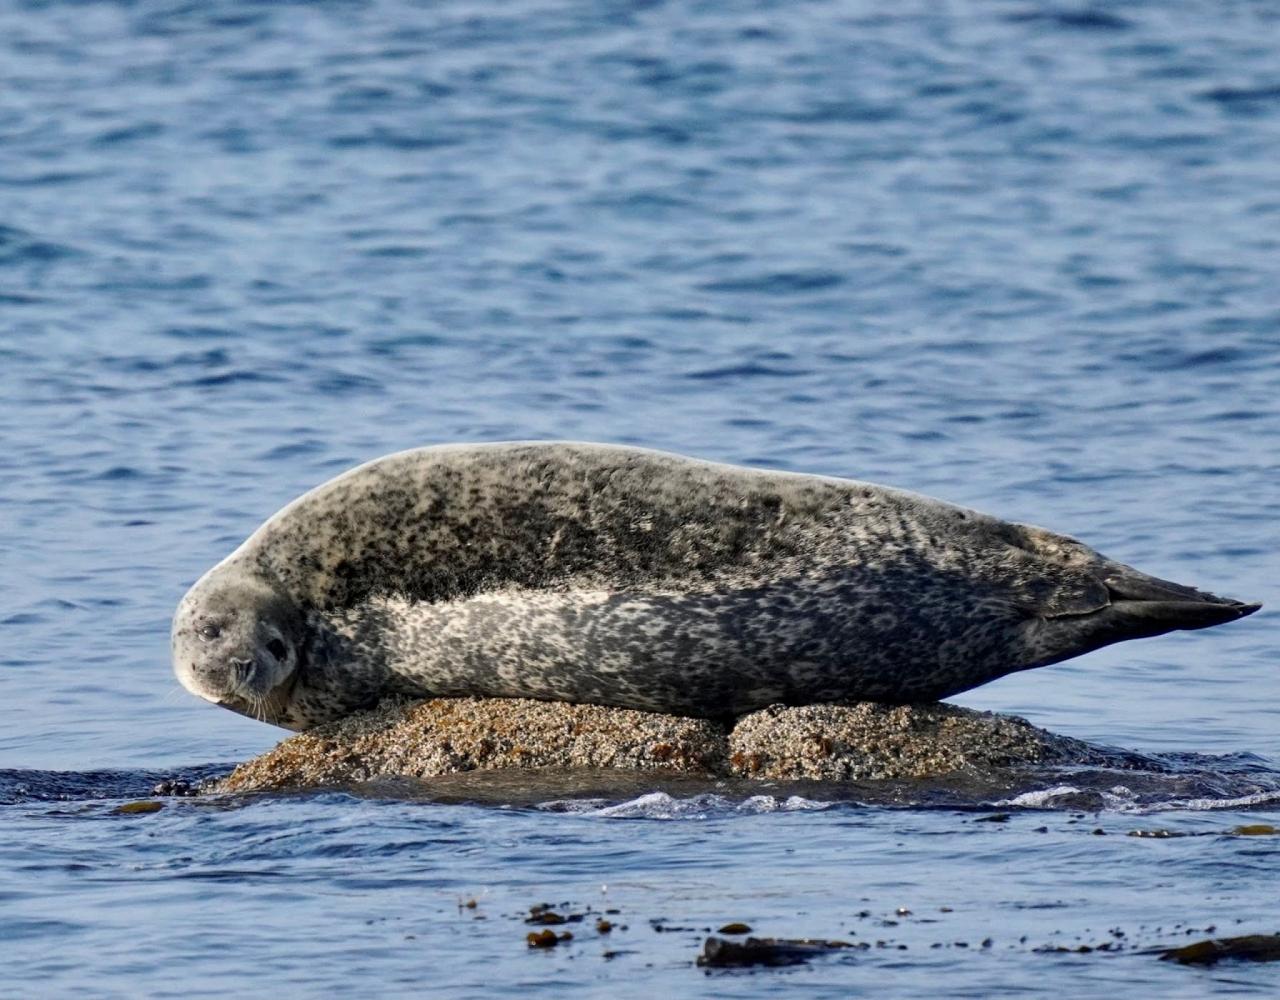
top-left (214, 696), bottom-right (1134, 794)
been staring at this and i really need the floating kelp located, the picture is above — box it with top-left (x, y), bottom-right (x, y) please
top-left (1159, 934), bottom-right (1280, 966)
top-left (697, 935), bottom-right (857, 967)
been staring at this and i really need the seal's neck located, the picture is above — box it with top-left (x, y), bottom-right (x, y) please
top-left (278, 604), bottom-right (405, 729)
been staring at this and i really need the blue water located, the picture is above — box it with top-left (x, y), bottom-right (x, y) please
top-left (1, 0), bottom-right (1278, 995)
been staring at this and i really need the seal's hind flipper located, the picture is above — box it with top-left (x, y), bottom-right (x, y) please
top-left (1103, 564), bottom-right (1238, 606)
top-left (1097, 561), bottom-right (1261, 635)
top-left (1105, 596), bottom-right (1261, 636)
top-left (1021, 559), bottom-right (1260, 671)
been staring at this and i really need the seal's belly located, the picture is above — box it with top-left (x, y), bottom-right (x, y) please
top-left (369, 575), bottom-right (1024, 716)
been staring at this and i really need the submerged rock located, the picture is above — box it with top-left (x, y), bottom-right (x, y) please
top-left (213, 695), bottom-right (1120, 794)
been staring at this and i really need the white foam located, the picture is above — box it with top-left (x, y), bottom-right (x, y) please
top-left (539, 791), bottom-right (833, 819)
top-left (995, 783), bottom-right (1280, 814)
top-left (996, 785), bottom-right (1085, 808)
top-left (1151, 789), bottom-right (1280, 812)
top-left (994, 784), bottom-right (1142, 811)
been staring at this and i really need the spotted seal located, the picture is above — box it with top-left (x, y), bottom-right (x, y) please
top-left (171, 442), bottom-right (1260, 730)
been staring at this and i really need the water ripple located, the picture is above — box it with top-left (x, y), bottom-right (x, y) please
top-left (2, 0), bottom-right (1278, 994)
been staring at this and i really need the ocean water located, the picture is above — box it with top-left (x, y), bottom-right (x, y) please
top-left (1, 0), bottom-right (1277, 995)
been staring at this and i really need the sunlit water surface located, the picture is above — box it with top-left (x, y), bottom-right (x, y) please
top-left (1, 1), bottom-right (1277, 996)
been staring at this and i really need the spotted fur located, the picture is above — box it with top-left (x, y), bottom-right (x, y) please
top-left (171, 442), bottom-right (1259, 729)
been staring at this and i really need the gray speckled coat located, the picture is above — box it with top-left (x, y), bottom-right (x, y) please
top-left (171, 442), bottom-right (1258, 729)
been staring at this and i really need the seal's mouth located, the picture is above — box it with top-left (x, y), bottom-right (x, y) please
top-left (215, 660), bottom-right (301, 727)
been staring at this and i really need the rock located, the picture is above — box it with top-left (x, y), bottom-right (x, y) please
top-left (212, 695), bottom-right (1116, 794)
top-left (215, 697), bottom-right (727, 793)
top-left (726, 702), bottom-right (1106, 781)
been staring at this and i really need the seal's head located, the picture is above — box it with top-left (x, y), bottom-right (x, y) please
top-left (171, 569), bottom-right (305, 726)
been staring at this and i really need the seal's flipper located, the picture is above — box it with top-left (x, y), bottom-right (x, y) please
top-left (1102, 563), bottom-right (1240, 606)
top-left (1096, 560), bottom-right (1261, 634)
top-left (1104, 595), bottom-right (1261, 636)
top-left (1024, 563), bottom-right (1260, 671)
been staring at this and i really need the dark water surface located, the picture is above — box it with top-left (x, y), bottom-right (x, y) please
top-left (1, 1), bottom-right (1277, 996)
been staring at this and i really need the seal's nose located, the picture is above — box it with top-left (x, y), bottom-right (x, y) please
top-left (228, 656), bottom-right (254, 688)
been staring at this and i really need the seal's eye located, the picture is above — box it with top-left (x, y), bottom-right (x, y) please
top-left (266, 638), bottom-right (287, 662)
top-left (197, 623), bottom-right (221, 641)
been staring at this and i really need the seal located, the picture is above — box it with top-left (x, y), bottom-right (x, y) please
top-left (171, 442), bottom-right (1260, 730)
